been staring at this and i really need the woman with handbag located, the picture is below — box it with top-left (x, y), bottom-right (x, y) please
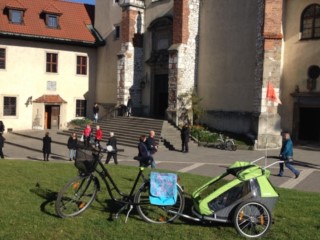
top-left (138, 135), bottom-right (155, 168)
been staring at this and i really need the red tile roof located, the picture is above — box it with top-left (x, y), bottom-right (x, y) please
top-left (33, 95), bottom-right (67, 103)
top-left (5, 0), bottom-right (26, 10)
top-left (0, 0), bottom-right (99, 45)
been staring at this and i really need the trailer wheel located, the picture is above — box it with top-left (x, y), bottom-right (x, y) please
top-left (233, 201), bottom-right (272, 238)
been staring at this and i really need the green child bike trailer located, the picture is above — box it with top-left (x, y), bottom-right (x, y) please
top-left (191, 160), bottom-right (280, 238)
top-left (149, 172), bottom-right (178, 206)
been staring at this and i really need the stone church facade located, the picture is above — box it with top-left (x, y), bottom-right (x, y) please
top-left (94, 0), bottom-right (320, 148)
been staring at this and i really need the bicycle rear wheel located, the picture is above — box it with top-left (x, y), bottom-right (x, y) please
top-left (134, 181), bottom-right (185, 224)
top-left (55, 175), bottom-right (98, 218)
top-left (226, 140), bottom-right (236, 151)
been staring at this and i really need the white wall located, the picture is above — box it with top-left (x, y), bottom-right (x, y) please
top-left (0, 39), bottom-right (96, 131)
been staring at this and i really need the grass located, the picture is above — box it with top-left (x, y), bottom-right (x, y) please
top-left (0, 160), bottom-right (319, 240)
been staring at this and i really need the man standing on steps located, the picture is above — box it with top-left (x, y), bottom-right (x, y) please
top-left (126, 96), bottom-right (132, 117)
top-left (93, 103), bottom-right (99, 123)
top-left (146, 130), bottom-right (158, 168)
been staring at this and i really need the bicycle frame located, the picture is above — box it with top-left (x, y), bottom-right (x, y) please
top-left (91, 154), bottom-right (147, 206)
top-left (57, 148), bottom-right (186, 223)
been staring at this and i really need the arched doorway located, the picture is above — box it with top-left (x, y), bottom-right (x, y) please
top-left (146, 17), bottom-right (172, 119)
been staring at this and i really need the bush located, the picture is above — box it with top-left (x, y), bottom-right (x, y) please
top-left (69, 118), bottom-right (92, 127)
top-left (190, 125), bottom-right (219, 143)
top-left (190, 125), bottom-right (250, 147)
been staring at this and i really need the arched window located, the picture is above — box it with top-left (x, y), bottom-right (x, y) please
top-left (300, 4), bottom-right (320, 39)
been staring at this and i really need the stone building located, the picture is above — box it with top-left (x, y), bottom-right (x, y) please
top-left (1, 0), bottom-right (319, 148)
top-left (94, 0), bottom-right (320, 148)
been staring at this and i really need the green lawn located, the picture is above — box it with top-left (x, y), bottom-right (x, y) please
top-left (0, 160), bottom-right (319, 240)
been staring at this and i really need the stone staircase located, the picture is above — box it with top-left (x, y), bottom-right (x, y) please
top-left (59, 117), bottom-right (164, 148)
top-left (58, 117), bottom-right (195, 151)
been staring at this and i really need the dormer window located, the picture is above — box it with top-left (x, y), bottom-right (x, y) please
top-left (5, 1), bottom-right (26, 25)
top-left (46, 14), bottom-right (59, 28)
top-left (42, 3), bottom-right (62, 29)
top-left (9, 9), bottom-right (23, 24)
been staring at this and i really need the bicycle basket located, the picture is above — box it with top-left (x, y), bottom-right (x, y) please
top-left (75, 149), bottom-right (99, 174)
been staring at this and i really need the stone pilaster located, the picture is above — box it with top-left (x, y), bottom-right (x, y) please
top-left (167, 0), bottom-right (200, 126)
top-left (117, 2), bottom-right (145, 114)
top-left (255, 0), bottom-right (283, 149)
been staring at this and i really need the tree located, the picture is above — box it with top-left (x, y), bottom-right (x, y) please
top-left (177, 88), bottom-right (205, 125)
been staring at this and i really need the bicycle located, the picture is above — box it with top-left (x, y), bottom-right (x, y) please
top-left (55, 146), bottom-right (185, 223)
top-left (216, 133), bottom-right (237, 151)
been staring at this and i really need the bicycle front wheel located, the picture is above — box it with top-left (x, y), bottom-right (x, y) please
top-left (55, 175), bottom-right (98, 218)
top-left (134, 182), bottom-right (185, 224)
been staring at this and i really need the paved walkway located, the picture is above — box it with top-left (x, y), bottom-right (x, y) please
top-left (2, 129), bottom-right (320, 193)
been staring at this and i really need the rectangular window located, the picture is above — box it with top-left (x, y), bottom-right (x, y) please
top-left (115, 25), bottom-right (120, 39)
top-left (3, 97), bottom-right (17, 116)
top-left (9, 10), bottom-right (23, 24)
top-left (76, 100), bottom-right (87, 117)
top-left (0, 48), bottom-right (5, 69)
top-left (46, 14), bottom-right (58, 28)
top-left (46, 53), bottom-right (58, 73)
top-left (76, 56), bottom-right (87, 75)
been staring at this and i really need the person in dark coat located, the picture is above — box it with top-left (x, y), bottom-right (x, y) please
top-left (0, 132), bottom-right (5, 159)
top-left (105, 132), bottom-right (118, 164)
top-left (0, 121), bottom-right (5, 133)
top-left (137, 135), bottom-right (155, 168)
top-left (181, 122), bottom-right (190, 153)
top-left (42, 132), bottom-right (52, 161)
top-left (67, 132), bottom-right (77, 161)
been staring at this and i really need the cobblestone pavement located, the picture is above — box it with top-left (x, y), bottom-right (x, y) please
top-left (2, 129), bottom-right (320, 193)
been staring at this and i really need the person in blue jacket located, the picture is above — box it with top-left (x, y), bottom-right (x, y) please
top-left (278, 132), bottom-right (300, 178)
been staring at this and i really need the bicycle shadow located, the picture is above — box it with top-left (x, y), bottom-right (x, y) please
top-left (94, 197), bottom-right (127, 221)
top-left (29, 182), bottom-right (59, 218)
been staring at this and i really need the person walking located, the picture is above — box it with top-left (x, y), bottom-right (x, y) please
top-left (93, 103), bottom-right (99, 123)
top-left (42, 132), bottom-right (52, 161)
top-left (137, 135), bottom-right (155, 168)
top-left (0, 132), bottom-right (5, 159)
top-left (0, 121), bottom-right (5, 133)
top-left (105, 132), bottom-right (118, 165)
top-left (67, 132), bottom-right (77, 161)
top-left (278, 132), bottom-right (300, 178)
top-left (95, 125), bottom-right (103, 147)
top-left (126, 96), bottom-right (133, 117)
top-left (146, 130), bottom-right (158, 168)
top-left (180, 122), bottom-right (190, 153)
top-left (83, 124), bottom-right (92, 148)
